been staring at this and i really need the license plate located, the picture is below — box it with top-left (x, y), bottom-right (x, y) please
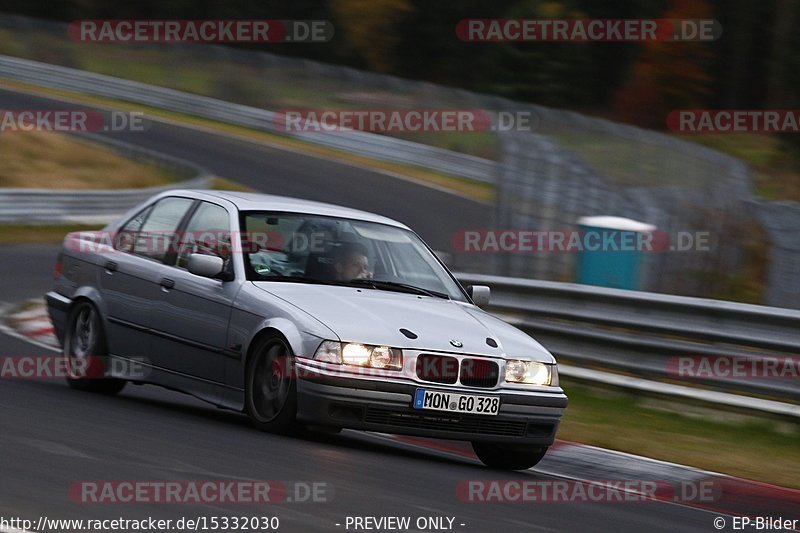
top-left (413, 389), bottom-right (500, 416)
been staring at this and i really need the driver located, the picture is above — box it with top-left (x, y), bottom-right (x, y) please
top-left (333, 242), bottom-right (372, 281)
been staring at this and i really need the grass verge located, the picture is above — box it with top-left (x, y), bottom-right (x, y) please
top-left (0, 131), bottom-right (178, 189)
top-left (0, 223), bottom-right (102, 244)
top-left (559, 379), bottom-right (799, 489)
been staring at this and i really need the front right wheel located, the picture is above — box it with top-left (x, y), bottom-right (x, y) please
top-left (245, 335), bottom-right (298, 434)
top-left (472, 442), bottom-right (548, 470)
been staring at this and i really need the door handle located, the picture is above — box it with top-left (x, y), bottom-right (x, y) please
top-left (104, 261), bottom-right (118, 272)
top-left (160, 278), bottom-right (175, 289)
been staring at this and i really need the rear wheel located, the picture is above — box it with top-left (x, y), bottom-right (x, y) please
top-left (64, 301), bottom-right (126, 395)
top-left (245, 335), bottom-right (298, 434)
top-left (472, 442), bottom-right (548, 470)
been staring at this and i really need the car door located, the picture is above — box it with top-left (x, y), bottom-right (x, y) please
top-left (100, 196), bottom-right (195, 363)
top-left (149, 200), bottom-right (239, 383)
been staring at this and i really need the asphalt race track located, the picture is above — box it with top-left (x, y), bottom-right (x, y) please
top-left (0, 87), bottom-right (726, 532)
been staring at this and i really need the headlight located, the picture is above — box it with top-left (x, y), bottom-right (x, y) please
top-left (370, 346), bottom-right (394, 368)
top-left (342, 343), bottom-right (371, 366)
top-left (505, 360), bottom-right (553, 385)
top-left (314, 341), bottom-right (402, 370)
top-left (314, 340), bottom-right (342, 364)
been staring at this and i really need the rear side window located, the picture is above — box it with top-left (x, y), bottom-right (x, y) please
top-left (114, 206), bottom-right (152, 253)
top-left (115, 197), bottom-right (194, 262)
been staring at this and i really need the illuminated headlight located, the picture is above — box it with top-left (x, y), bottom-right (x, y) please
top-left (505, 360), bottom-right (554, 386)
top-left (342, 343), bottom-right (371, 366)
top-left (313, 341), bottom-right (402, 370)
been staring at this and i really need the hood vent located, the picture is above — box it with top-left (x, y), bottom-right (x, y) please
top-left (399, 328), bottom-right (418, 339)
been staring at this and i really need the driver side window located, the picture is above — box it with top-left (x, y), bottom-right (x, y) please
top-left (174, 201), bottom-right (232, 270)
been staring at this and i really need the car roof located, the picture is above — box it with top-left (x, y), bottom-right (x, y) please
top-left (167, 189), bottom-right (411, 230)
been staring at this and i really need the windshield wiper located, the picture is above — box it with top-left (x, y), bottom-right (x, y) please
top-left (345, 279), bottom-right (450, 299)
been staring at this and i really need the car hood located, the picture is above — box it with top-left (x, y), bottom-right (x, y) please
top-left (252, 282), bottom-right (554, 362)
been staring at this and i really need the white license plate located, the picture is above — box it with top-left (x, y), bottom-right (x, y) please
top-left (413, 389), bottom-right (500, 416)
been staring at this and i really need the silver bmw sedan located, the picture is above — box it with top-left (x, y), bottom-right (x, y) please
top-left (47, 189), bottom-right (567, 470)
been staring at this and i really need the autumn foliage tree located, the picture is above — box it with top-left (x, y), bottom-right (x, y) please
top-left (330, 0), bottom-right (414, 72)
top-left (612, 0), bottom-right (715, 128)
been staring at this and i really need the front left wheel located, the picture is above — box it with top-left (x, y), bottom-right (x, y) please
top-left (63, 301), bottom-right (126, 395)
top-left (245, 335), bottom-right (299, 434)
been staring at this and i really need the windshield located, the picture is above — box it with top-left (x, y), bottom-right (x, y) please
top-left (241, 212), bottom-right (467, 302)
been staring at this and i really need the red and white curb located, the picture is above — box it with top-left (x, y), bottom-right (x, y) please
top-left (0, 299), bottom-right (60, 352)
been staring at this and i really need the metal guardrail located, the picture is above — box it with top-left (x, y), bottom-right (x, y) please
top-left (0, 55), bottom-right (497, 184)
top-left (455, 273), bottom-right (800, 406)
top-left (0, 133), bottom-right (213, 223)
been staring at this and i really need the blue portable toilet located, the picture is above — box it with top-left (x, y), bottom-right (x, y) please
top-left (575, 216), bottom-right (656, 290)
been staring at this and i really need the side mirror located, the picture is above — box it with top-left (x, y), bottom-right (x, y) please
top-left (467, 285), bottom-right (491, 307)
top-left (188, 253), bottom-right (224, 279)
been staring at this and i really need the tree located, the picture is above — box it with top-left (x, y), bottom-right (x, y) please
top-left (612, 0), bottom-right (714, 128)
top-left (475, 0), bottom-right (598, 106)
top-left (330, 0), bottom-right (414, 72)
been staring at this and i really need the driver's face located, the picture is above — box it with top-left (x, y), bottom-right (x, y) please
top-left (338, 253), bottom-right (371, 280)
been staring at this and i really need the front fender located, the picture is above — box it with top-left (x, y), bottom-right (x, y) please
top-left (242, 317), bottom-right (330, 370)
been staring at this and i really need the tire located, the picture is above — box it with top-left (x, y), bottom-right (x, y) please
top-left (304, 424), bottom-right (342, 435)
top-left (472, 442), bottom-right (548, 470)
top-left (63, 301), bottom-right (126, 395)
top-left (245, 334), bottom-right (298, 434)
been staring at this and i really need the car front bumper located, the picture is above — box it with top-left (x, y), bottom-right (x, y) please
top-left (296, 369), bottom-right (567, 445)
